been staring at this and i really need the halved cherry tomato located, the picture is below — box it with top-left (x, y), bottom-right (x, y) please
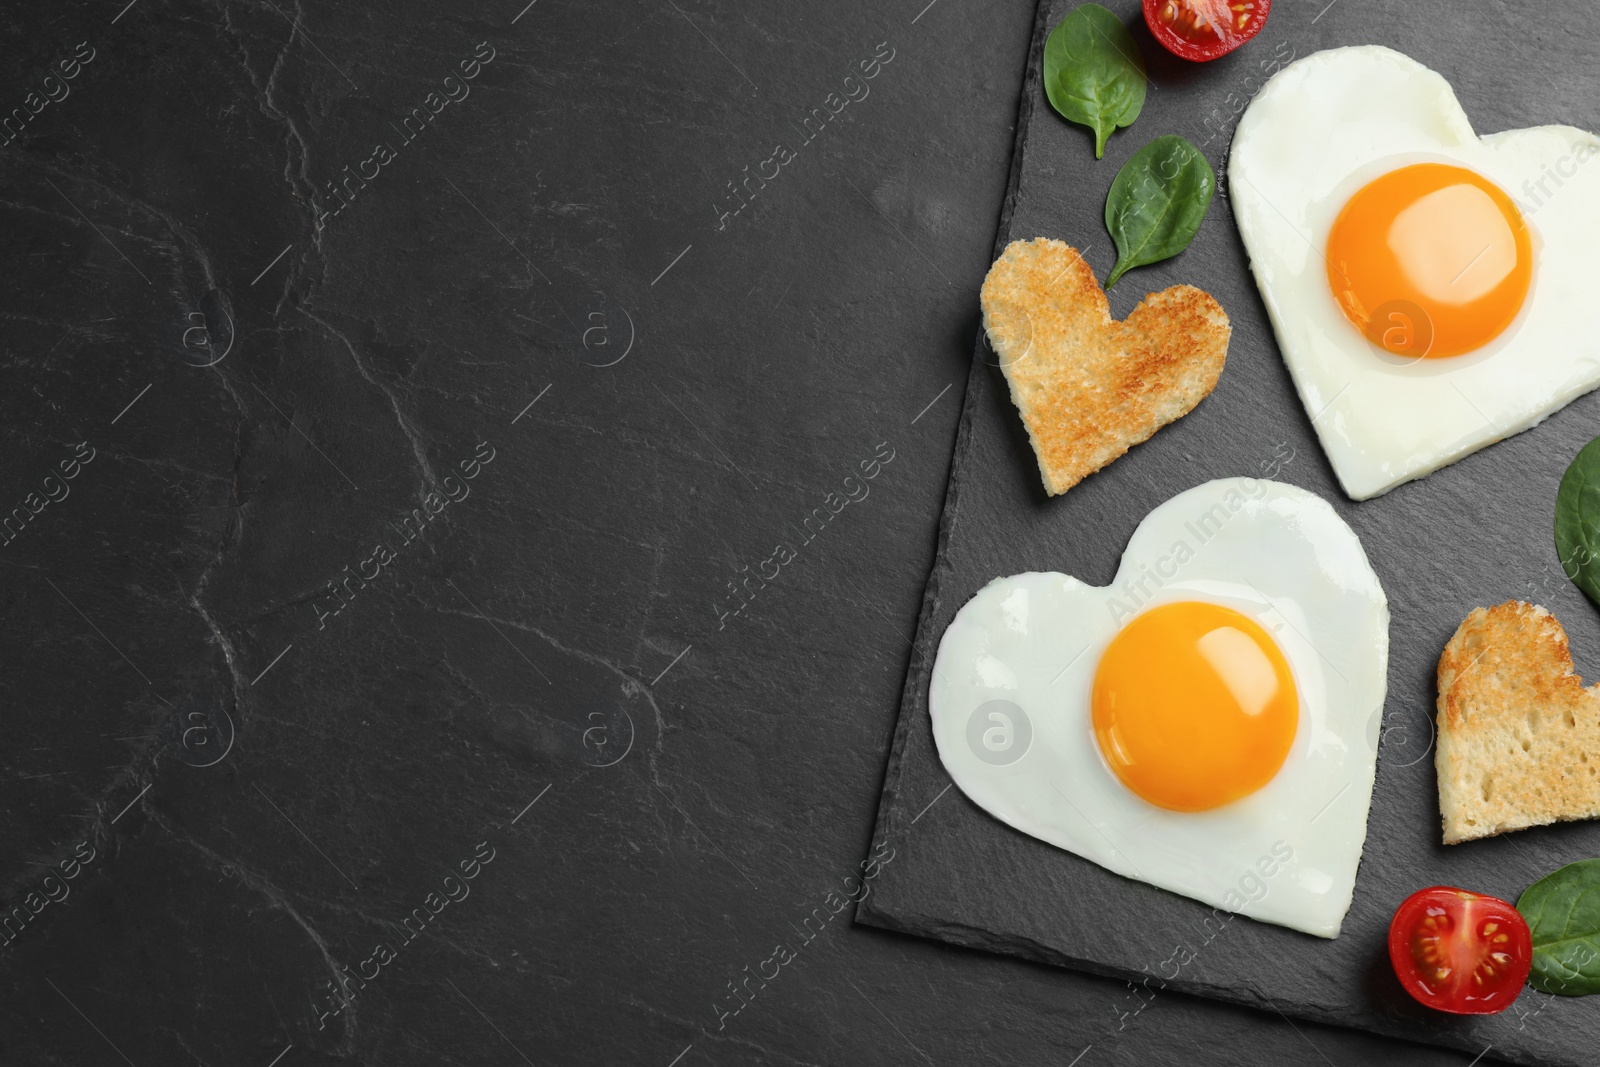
top-left (1387, 886), bottom-right (1532, 1015)
top-left (1142, 0), bottom-right (1272, 62)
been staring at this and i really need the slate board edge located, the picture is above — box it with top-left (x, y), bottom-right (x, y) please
top-left (851, 4), bottom-right (1553, 1065)
top-left (858, 894), bottom-right (1528, 1066)
top-left (852, 0), bottom-right (1047, 876)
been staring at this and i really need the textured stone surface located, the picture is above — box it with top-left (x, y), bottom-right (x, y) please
top-left (0, 0), bottom-right (1525, 1064)
top-left (862, 2), bottom-right (1600, 1065)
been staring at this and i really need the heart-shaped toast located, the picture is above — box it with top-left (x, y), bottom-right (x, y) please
top-left (1437, 602), bottom-right (1600, 843)
top-left (979, 238), bottom-right (1230, 497)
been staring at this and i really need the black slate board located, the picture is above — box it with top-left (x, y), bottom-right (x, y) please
top-left (860, 1), bottom-right (1600, 1064)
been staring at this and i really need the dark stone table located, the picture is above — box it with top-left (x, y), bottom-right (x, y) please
top-left (0, 1), bottom-right (1499, 1063)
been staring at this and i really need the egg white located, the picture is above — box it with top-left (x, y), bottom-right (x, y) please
top-left (929, 480), bottom-right (1388, 938)
top-left (1229, 46), bottom-right (1600, 500)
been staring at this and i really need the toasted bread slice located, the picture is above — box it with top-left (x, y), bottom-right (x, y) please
top-left (1436, 601), bottom-right (1600, 843)
top-left (979, 238), bottom-right (1230, 497)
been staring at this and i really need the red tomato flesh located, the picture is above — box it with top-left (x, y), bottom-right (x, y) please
top-left (1387, 887), bottom-right (1532, 1015)
top-left (1142, 0), bottom-right (1271, 62)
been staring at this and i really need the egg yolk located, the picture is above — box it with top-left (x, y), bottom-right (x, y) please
top-left (1091, 601), bottom-right (1298, 812)
top-left (1326, 163), bottom-right (1532, 359)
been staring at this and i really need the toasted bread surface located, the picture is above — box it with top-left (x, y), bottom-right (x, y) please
top-left (1436, 601), bottom-right (1600, 843)
top-left (979, 238), bottom-right (1230, 497)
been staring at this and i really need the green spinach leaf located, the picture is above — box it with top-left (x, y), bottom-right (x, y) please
top-left (1042, 4), bottom-right (1147, 159)
top-left (1556, 436), bottom-right (1600, 606)
top-left (1518, 859), bottom-right (1600, 995)
top-left (1103, 135), bottom-right (1214, 289)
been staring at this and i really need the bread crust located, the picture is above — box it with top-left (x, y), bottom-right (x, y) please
top-left (1435, 601), bottom-right (1600, 843)
top-left (979, 238), bottom-right (1230, 496)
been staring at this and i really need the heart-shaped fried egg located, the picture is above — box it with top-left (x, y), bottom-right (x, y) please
top-left (930, 479), bottom-right (1388, 937)
top-left (1230, 46), bottom-right (1600, 500)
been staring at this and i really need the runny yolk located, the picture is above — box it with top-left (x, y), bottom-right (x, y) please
top-left (1326, 163), bottom-right (1532, 359)
top-left (1091, 601), bottom-right (1298, 812)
